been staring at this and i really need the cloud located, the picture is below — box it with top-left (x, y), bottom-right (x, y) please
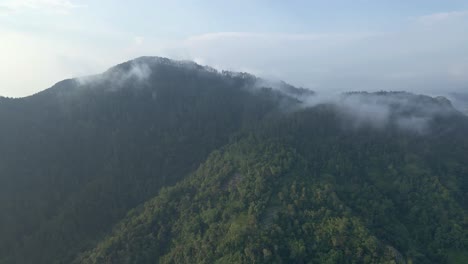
top-left (77, 60), bottom-right (152, 90)
top-left (186, 32), bottom-right (377, 43)
top-left (0, 0), bottom-right (81, 14)
top-left (414, 10), bottom-right (468, 25)
top-left (298, 92), bottom-right (455, 134)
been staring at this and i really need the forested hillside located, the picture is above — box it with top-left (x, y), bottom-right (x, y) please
top-left (0, 57), bottom-right (301, 264)
top-left (77, 101), bottom-right (468, 264)
top-left (0, 57), bottom-right (467, 263)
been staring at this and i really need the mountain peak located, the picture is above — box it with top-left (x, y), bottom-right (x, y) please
top-left (107, 56), bottom-right (206, 74)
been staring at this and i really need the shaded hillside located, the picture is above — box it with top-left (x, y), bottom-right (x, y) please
top-left (0, 57), bottom-right (301, 264)
top-left (76, 103), bottom-right (468, 263)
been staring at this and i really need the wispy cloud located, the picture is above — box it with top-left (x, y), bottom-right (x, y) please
top-left (0, 0), bottom-right (81, 14)
top-left (414, 10), bottom-right (468, 25)
top-left (164, 26), bottom-right (467, 94)
top-left (186, 32), bottom-right (379, 42)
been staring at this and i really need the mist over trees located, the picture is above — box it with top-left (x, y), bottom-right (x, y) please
top-left (0, 57), bottom-right (467, 264)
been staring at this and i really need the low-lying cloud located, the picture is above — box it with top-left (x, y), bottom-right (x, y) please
top-left (295, 91), bottom-right (456, 134)
top-left (59, 56), bottom-right (465, 135)
top-left (77, 61), bottom-right (151, 89)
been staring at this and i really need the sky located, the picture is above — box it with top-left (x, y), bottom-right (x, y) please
top-left (0, 0), bottom-right (468, 97)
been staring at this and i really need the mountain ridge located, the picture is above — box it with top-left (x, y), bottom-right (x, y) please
top-left (0, 57), bottom-right (467, 264)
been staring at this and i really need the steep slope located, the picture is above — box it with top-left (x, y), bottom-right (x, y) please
top-left (76, 136), bottom-right (399, 264)
top-left (0, 57), bottom-right (302, 264)
top-left (76, 99), bottom-right (468, 263)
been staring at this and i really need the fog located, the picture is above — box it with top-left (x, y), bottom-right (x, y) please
top-left (249, 69), bottom-right (462, 133)
top-left (76, 60), bottom-right (152, 90)
top-left (57, 55), bottom-right (466, 135)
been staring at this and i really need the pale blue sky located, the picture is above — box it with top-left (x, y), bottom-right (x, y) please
top-left (1, 0), bottom-right (468, 96)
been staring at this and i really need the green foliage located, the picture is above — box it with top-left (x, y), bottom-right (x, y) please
top-left (0, 60), bottom-right (290, 264)
top-left (1, 58), bottom-right (467, 263)
top-left (76, 118), bottom-right (468, 263)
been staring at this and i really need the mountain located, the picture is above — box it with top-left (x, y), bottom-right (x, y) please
top-left (0, 57), bottom-right (301, 264)
top-left (1, 57), bottom-right (467, 264)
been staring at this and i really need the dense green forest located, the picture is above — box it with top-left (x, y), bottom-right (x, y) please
top-left (0, 57), bottom-right (467, 263)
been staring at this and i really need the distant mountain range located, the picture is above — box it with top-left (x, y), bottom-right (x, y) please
top-left (0, 57), bottom-right (467, 264)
